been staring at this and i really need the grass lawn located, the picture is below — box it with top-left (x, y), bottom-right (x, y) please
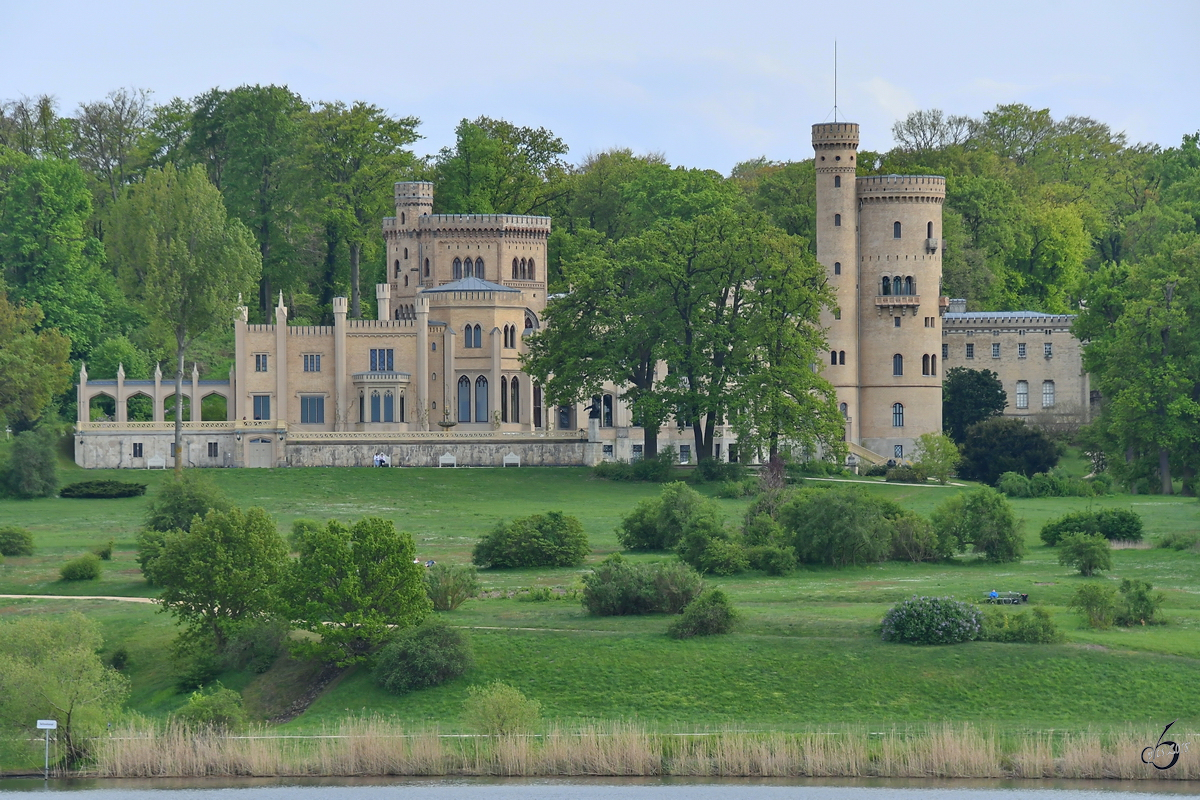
top-left (2, 459), bottom-right (1200, 732)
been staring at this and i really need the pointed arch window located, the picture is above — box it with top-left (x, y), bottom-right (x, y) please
top-left (894, 276), bottom-right (902, 295)
top-left (394, 259), bottom-right (401, 277)
top-left (893, 354), bottom-right (903, 376)
top-left (511, 377), bottom-right (520, 423)
top-left (424, 258), bottom-right (430, 277)
top-left (894, 221), bottom-right (902, 239)
top-left (475, 376), bottom-right (489, 422)
top-left (404, 247), bottom-right (408, 259)
top-left (370, 390), bottom-right (382, 423)
top-left (383, 391), bottom-right (394, 423)
top-left (839, 402), bottom-right (848, 418)
top-left (892, 403), bottom-right (904, 427)
top-left (475, 257), bottom-right (485, 278)
top-left (512, 258), bottom-right (519, 279)
top-left (453, 257), bottom-right (462, 279)
top-left (458, 376), bottom-right (471, 422)
top-left (527, 258), bottom-right (535, 281)
top-left (474, 324), bottom-right (482, 348)
top-left (501, 376), bottom-right (509, 422)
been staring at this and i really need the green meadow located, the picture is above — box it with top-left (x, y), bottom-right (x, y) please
top-left (2, 455), bottom-right (1199, 732)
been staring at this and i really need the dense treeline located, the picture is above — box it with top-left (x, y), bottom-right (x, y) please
top-left (1, 90), bottom-right (1197, 475)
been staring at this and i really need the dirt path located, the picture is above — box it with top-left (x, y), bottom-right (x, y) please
top-left (0, 593), bottom-right (156, 603)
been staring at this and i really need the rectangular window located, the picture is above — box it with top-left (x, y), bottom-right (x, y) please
top-left (1016, 381), bottom-right (1029, 409)
top-left (894, 445), bottom-right (903, 458)
top-left (602, 444), bottom-right (614, 459)
top-left (1044, 342), bottom-right (1053, 358)
top-left (942, 343), bottom-right (948, 360)
top-left (1018, 343), bottom-right (1027, 359)
top-left (894, 316), bottom-right (901, 328)
top-left (303, 354), bottom-right (321, 372)
top-left (253, 395), bottom-right (270, 420)
top-left (254, 353), bottom-right (268, 372)
top-left (992, 343), bottom-right (1001, 358)
top-left (679, 445), bottom-right (691, 464)
top-left (966, 343), bottom-right (975, 359)
top-left (631, 444), bottom-right (643, 462)
top-left (301, 396), bottom-right (325, 424)
top-left (370, 349), bottom-right (394, 372)
top-left (1043, 381), bottom-right (1055, 408)
top-left (133, 442), bottom-right (143, 458)
top-left (207, 442), bottom-right (218, 458)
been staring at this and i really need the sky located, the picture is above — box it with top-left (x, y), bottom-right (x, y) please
top-left (2, 0), bottom-right (1198, 173)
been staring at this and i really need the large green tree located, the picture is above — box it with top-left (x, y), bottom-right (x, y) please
top-left (107, 163), bottom-right (260, 473)
top-left (942, 367), bottom-right (1007, 443)
top-left (0, 286), bottom-right (72, 428)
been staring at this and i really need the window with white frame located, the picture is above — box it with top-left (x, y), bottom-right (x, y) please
top-left (253, 395), bottom-right (270, 420)
top-left (301, 395), bottom-right (325, 424)
top-left (303, 354), bottom-right (321, 372)
top-left (1018, 343), bottom-right (1027, 359)
top-left (133, 442), bottom-right (143, 458)
top-left (966, 343), bottom-right (974, 359)
top-left (1044, 342), bottom-right (1053, 358)
top-left (1016, 380), bottom-right (1029, 409)
top-left (254, 353), bottom-right (268, 372)
top-left (1042, 380), bottom-right (1055, 408)
top-left (370, 349), bottom-right (394, 371)
top-left (892, 403), bottom-right (904, 427)
top-left (992, 343), bottom-right (1000, 358)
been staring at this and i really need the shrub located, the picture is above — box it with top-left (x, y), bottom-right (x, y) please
top-left (581, 555), bottom-right (703, 616)
top-left (173, 683), bottom-right (247, 731)
top-left (472, 511), bottom-right (589, 568)
top-left (667, 589), bottom-right (738, 639)
top-left (464, 681), bottom-right (540, 736)
top-left (60, 480), bottom-right (147, 499)
top-left (997, 472), bottom-right (1032, 497)
top-left (743, 513), bottom-right (786, 547)
top-left (2, 428), bottom-right (58, 498)
top-left (1058, 533), bottom-right (1112, 576)
top-left (60, 552), bottom-right (102, 581)
top-left (425, 563), bottom-right (480, 611)
top-left (715, 478), bottom-right (757, 498)
top-left (223, 618), bottom-right (288, 674)
top-left (930, 487), bottom-right (1023, 563)
top-left (517, 586), bottom-right (554, 602)
top-left (981, 607), bottom-right (1064, 643)
top-left (616, 482), bottom-right (711, 551)
top-left (1088, 473), bottom-right (1115, 495)
top-left (109, 647), bottom-right (129, 671)
top-left (1029, 472), bottom-right (1063, 497)
top-left (374, 619), bottom-right (474, 695)
top-left (957, 417), bottom-right (1059, 486)
top-left (676, 508), bottom-right (746, 575)
top-left (889, 512), bottom-right (942, 563)
top-left (1156, 531), bottom-right (1200, 551)
top-left (861, 463), bottom-right (888, 478)
top-left (1040, 509), bottom-right (1144, 546)
top-left (1069, 583), bottom-right (1118, 629)
top-left (746, 545), bottom-right (797, 575)
top-left (0, 525), bottom-right (35, 556)
top-left (885, 466), bottom-right (927, 483)
top-left (780, 487), bottom-right (901, 567)
top-left (912, 432), bottom-right (960, 485)
top-left (144, 471), bottom-right (231, 533)
top-left (134, 529), bottom-right (169, 582)
top-left (1117, 579), bottom-right (1165, 626)
top-left (880, 596), bottom-right (983, 645)
top-left (592, 449), bottom-right (675, 482)
top-left (287, 518), bottom-right (323, 551)
top-left (91, 539), bottom-right (115, 560)
top-left (694, 458), bottom-right (747, 483)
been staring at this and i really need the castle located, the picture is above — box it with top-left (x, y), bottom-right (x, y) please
top-left (73, 120), bottom-right (1084, 469)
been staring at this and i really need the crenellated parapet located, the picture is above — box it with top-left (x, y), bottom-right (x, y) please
top-left (811, 122), bottom-right (860, 149)
top-left (856, 175), bottom-right (946, 204)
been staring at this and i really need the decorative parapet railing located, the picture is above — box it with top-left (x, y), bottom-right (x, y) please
top-left (287, 430), bottom-right (587, 443)
top-left (77, 420), bottom-right (281, 432)
top-left (874, 295), bottom-right (922, 308)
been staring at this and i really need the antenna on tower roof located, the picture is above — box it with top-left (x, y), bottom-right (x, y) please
top-left (834, 40), bottom-right (838, 123)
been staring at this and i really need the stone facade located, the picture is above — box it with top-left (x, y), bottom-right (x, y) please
top-left (941, 299), bottom-right (1091, 429)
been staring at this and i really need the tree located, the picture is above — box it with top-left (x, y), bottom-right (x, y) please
top-left (0, 95), bottom-right (73, 158)
top-left (1069, 583), bottom-right (1117, 629)
top-left (285, 516), bottom-right (430, 666)
top-left (142, 470), bottom-right (232, 532)
top-left (107, 163), bottom-right (260, 475)
top-left (299, 101), bottom-right (418, 317)
top-left (957, 417), bottom-right (1059, 486)
top-left (0, 287), bottom-right (71, 428)
top-left (88, 335), bottom-right (150, 380)
top-left (942, 367), bottom-right (1007, 443)
top-left (912, 432), bottom-right (961, 485)
top-left (0, 613), bottom-right (128, 764)
top-left (930, 487), bottom-right (1024, 562)
top-left (1058, 533), bottom-right (1112, 577)
top-left (71, 87), bottom-right (152, 204)
top-left (779, 487), bottom-right (900, 567)
top-left (147, 506), bottom-right (287, 652)
top-left (3, 427), bottom-right (58, 498)
top-left (472, 512), bottom-right (589, 569)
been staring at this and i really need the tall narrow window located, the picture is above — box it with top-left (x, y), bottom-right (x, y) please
top-left (520, 258), bottom-right (527, 279)
top-left (927, 221), bottom-right (933, 238)
top-left (931, 355), bottom-right (937, 375)
top-left (602, 394), bottom-right (613, 427)
top-left (839, 350), bottom-right (846, 365)
top-left (839, 402), bottom-right (848, 418)
top-left (500, 376), bottom-right (509, 422)
top-left (370, 391), bottom-right (381, 423)
top-left (475, 257), bottom-right (485, 278)
top-left (834, 213), bottom-right (841, 227)
top-left (834, 261), bottom-right (841, 275)
top-left (922, 354), bottom-right (930, 375)
top-left (464, 324), bottom-right (472, 346)
top-left (1016, 380), bottom-right (1029, 409)
top-left (834, 175), bottom-right (841, 187)
top-left (1018, 343), bottom-right (1027, 359)
top-left (383, 391), bottom-right (394, 423)
top-left (892, 403), bottom-right (904, 427)
top-left (475, 376), bottom-right (489, 422)
top-left (453, 257), bottom-right (462, 279)
top-left (830, 350), bottom-right (838, 365)
top-left (527, 258), bottom-right (535, 281)
top-left (253, 395), bottom-right (270, 420)
top-left (904, 276), bottom-right (913, 295)
top-left (424, 258), bottom-right (429, 277)
top-left (394, 259), bottom-right (400, 277)
top-left (893, 354), bottom-right (903, 376)
top-left (359, 392), bottom-right (365, 423)
top-left (966, 343), bottom-right (975, 359)
top-left (510, 378), bottom-right (520, 424)
top-left (882, 276), bottom-right (891, 295)
top-left (533, 385), bottom-right (542, 428)
top-left (1042, 380), bottom-right (1055, 408)
top-left (473, 325), bottom-right (482, 348)
top-left (458, 376), bottom-right (471, 422)
top-left (558, 404), bottom-right (571, 430)
top-left (512, 258), bottom-right (519, 279)
top-left (401, 213), bottom-right (405, 224)
top-left (894, 221), bottom-right (902, 239)
top-left (404, 247), bottom-right (408, 259)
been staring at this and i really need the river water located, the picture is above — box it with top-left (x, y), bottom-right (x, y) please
top-left (2, 777), bottom-right (1199, 798)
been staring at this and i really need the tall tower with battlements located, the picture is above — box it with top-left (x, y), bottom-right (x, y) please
top-left (813, 123), bottom-right (946, 462)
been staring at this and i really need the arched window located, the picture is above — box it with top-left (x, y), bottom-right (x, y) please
top-left (527, 258), bottom-right (535, 281)
top-left (894, 221), bottom-right (902, 239)
top-left (525, 314), bottom-right (534, 331)
top-left (475, 376), bottom-right (489, 422)
top-left (892, 403), bottom-right (904, 427)
top-left (834, 261), bottom-right (841, 275)
top-left (834, 175), bottom-right (841, 188)
top-left (882, 276), bottom-right (891, 295)
top-left (839, 350), bottom-right (846, 365)
top-left (394, 259), bottom-right (401, 277)
top-left (512, 258), bottom-right (518, 279)
top-left (458, 376), bottom-right (471, 422)
top-left (603, 394), bottom-right (613, 427)
top-left (500, 376), bottom-right (509, 422)
top-left (404, 274), bottom-right (409, 287)
top-left (394, 308), bottom-right (400, 320)
top-left (931, 354), bottom-right (937, 376)
top-left (453, 257), bottom-right (462, 279)
top-left (359, 391), bottom-right (365, 423)
top-left (830, 350), bottom-right (837, 365)
top-left (533, 384), bottom-right (542, 428)
top-left (834, 213), bottom-right (841, 227)
top-left (894, 276), bottom-right (903, 295)
top-left (475, 257), bottom-right (485, 278)
top-left (893, 354), bottom-right (903, 376)
top-left (401, 212), bottom-right (405, 225)
top-left (517, 258), bottom-right (525, 279)
top-left (464, 324), bottom-right (472, 347)
top-left (904, 276), bottom-right (914, 295)
top-left (927, 221), bottom-right (933, 238)
top-left (383, 391), bottom-right (394, 423)
top-left (370, 390), bottom-right (381, 423)
top-left (473, 324), bottom-right (482, 348)
top-left (510, 378), bottom-right (520, 423)
top-left (424, 258), bottom-right (430, 277)
top-left (404, 247), bottom-right (408, 259)
top-left (558, 404), bottom-right (571, 430)
top-left (922, 354), bottom-right (930, 375)
top-left (839, 402), bottom-right (847, 418)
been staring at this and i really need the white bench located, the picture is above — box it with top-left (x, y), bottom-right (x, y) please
top-left (503, 452), bottom-right (521, 468)
top-left (146, 456), bottom-right (167, 470)
top-left (438, 452), bottom-right (457, 468)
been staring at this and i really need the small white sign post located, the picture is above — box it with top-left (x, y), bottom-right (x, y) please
top-left (36, 720), bottom-right (56, 780)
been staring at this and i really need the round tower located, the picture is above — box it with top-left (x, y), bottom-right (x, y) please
top-left (812, 123), bottom-right (860, 443)
top-left (388, 182), bottom-right (435, 315)
top-left (855, 174), bottom-right (945, 461)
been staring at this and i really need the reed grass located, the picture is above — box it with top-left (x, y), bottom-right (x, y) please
top-left (80, 719), bottom-right (1198, 781)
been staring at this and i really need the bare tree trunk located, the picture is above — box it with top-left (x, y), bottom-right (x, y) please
top-left (643, 423), bottom-right (659, 460)
top-left (173, 338), bottom-right (186, 478)
top-left (350, 242), bottom-right (362, 318)
top-left (1159, 447), bottom-right (1173, 495)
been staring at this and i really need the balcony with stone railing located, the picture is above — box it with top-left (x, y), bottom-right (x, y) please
top-left (874, 295), bottom-right (922, 308)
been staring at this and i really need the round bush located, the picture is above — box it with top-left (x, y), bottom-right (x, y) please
top-left (0, 525), bottom-right (35, 556)
top-left (746, 545), bottom-right (797, 575)
top-left (472, 511), bottom-right (588, 568)
top-left (996, 472), bottom-right (1032, 498)
top-left (373, 619), bottom-right (474, 695)
top-left (667, 589), bottom-right (738, 639)
top-left (881, 596), bottom-right (982, 645)
top-left (60, 552), bottom-right (102, 581)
